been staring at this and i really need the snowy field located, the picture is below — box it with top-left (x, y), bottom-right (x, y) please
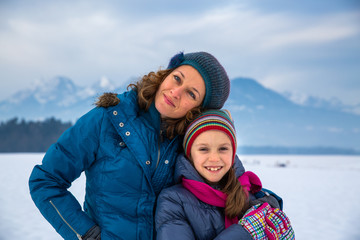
top-left (0, 153), bottom-right (360, 240)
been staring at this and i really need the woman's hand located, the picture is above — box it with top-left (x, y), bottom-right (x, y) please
top-left (82, 225), bottom-right (101, 240)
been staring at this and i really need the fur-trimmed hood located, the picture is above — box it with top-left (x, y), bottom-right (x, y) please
top-left (95, 92), bottom-right (120, 108)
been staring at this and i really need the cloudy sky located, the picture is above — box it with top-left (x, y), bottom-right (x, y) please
top-left (1, 0), bottom-right (359, 105)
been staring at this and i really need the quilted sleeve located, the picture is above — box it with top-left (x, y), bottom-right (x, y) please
top-left (29, 107), bottom-right (104, 239)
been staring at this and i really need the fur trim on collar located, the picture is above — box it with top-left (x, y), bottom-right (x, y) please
top-left (95, 92), bottom-right (120, 107)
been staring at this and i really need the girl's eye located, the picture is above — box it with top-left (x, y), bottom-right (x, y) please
top-left (219, 147), bottom-right (229, 151)
top-left (199, 147), bottom-right (208, 152)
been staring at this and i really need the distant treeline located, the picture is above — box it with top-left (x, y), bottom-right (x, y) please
top-left (1, 117), bottom-right (359, 154)
top-left (237, 146), bottom-right (360, 155)
top-left (0, 117), bottom-right (72, 152)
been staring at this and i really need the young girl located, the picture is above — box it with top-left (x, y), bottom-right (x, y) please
top-left (29, 51), bottom-right (231, 240)
top-left (155, 109), bottom-right (295, 240)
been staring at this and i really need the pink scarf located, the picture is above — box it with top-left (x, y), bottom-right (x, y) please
top-left (182, 171), bottom-right (262, 228)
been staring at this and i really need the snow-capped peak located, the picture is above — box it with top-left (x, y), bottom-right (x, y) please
top-left (282, 91), bottom-right (360, 115)
top-left (99, 76), bottom-right (115, 90)
top-left (32, 76), bottom-right (78, 104)
top-left (91, 76), bottom-right (116, 91)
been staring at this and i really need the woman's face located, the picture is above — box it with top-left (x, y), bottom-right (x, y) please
top-left (155, 65), bottom-right (205, 119)
top-left (190, 130), bottom-right (233, 185)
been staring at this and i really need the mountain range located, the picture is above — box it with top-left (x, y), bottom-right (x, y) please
top-left (225, 78), bottom-right (360, 151)
top-left (0, 76), bottom-right (129, 122)
top-left (1, 76), bottom-right (359, 152)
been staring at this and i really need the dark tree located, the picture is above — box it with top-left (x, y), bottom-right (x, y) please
top-left (0, 117), bottom-right (73, 152)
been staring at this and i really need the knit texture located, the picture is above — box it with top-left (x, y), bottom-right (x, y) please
top-left (181, 171), bottom-right (263, 229)
top-left (183, 109), bottom-right (237, 163)
top-left (239, 203), bottom-right (295, 240)
top-left (168, 51), bottom-right (230, 109)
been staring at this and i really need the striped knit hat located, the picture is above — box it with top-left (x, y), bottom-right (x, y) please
top-left (167, 51), bottom-right (230, 109)
top-left (183, 109), bottom-right (237, 164)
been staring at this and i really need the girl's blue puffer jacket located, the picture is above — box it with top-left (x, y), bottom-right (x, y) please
top-left (29, 90), bottom-right (182, 240)
top-left (155, 154), bottom-right (254, 240)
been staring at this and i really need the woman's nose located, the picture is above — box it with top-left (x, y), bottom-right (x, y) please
top-left (170, 86), bottom-right (182, 99)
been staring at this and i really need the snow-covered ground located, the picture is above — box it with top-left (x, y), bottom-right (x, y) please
top-left (0, 153), bottom-right (360, 240)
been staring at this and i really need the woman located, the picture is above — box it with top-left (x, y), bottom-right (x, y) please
top-left (155, 109), bottom-right (294, 240)
top-left (29, 51), bottom-right (230, 240)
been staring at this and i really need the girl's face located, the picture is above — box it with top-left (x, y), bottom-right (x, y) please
top-left (155, 65), bottom-right (205, 119)
top-left (190, 130), bottom-right (233, 185)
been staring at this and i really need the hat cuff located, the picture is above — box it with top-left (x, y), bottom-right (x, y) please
top-left (184, 125), bottom-right (236, 164)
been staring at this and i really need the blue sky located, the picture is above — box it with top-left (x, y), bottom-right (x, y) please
top-left (1, 0), bottom-right (359, 105)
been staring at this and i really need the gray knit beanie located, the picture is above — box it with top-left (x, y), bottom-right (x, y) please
top-left (167, 51), bottom-right (230, 109)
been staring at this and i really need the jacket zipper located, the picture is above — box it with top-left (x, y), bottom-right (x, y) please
top-left (155, 131), bottom-right (180, 170)
top-left (49, 200), bottom-right (82, 240)
top-left (155, 129), bottom-right (162, 169)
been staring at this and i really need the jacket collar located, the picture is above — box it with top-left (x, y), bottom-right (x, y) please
top-left (112, 90), bottom-right (161, 131)
top-left (140, 101), bottom-right (161, 133)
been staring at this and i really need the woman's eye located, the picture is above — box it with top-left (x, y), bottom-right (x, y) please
top-left (174, 75), bottom-right (181, 82)
top-left (188, 91), bottom-right (196, 100)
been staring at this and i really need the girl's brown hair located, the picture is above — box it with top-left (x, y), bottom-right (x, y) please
top-left (128, 69), bottom-right (203, 139)
top-left (219, 168), bottom-right (249, 219)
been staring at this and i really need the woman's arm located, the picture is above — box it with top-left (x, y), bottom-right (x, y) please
top-left (29, 107), bottom-right (104, 239)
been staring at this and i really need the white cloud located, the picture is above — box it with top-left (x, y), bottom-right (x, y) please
top-left (327, 127), bottom-right (344, 133)
top-left (259, 12), bottom-right (360, 50)
top-left (305, 125), bottom-right (314, 131)
top-left (1, 4), bottom-right (358, 66)
top-left (0, 1), bottom-right (359, 105)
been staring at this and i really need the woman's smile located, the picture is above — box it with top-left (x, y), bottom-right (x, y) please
top-left (163, 93), bottom-right (175, 107)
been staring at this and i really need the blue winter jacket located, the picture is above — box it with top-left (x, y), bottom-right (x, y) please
top-left (29, 90), bottom-right (182, 240)
top-left (155, 154), bottom-right (253, 240)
